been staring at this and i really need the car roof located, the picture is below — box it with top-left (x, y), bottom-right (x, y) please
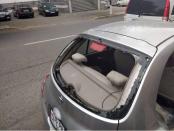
top-left (84, 20), bottom-right (174, 57)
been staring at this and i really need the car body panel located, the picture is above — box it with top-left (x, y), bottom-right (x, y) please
top-left (85, 29), bottom-right (156, 57)
top-left (0, 8), bottom-right (11, 21)
top-left (116, 0), bottom-right (129, 6)
top-left (119, 36), bottom-right (174, 130)
top-left (125, 14), bottom-right (163, 21)
top-left (41, 21), bottom-right (174, 130)
top-left (125, 0), bottom-right (174, 22)
top-left (41, 72), bottom-right (119, 130)
top-left (13, 5), bottom-right (34, 18)
top-left (87, 21), bottom-right (174, 47)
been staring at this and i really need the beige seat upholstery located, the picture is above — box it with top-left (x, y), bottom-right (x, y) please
top-left (117, 63), bottom-right (141, 108)
top-left (107, 70), bottom-right (128, 87)
top-left (82, 66), bottom-right (113, 88)
top-left (72, 53), bottom-right (87, 64)
top-left (60, 53), bottom-right (128, 111)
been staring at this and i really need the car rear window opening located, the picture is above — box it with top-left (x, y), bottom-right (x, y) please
top-left (127, 0), bottom-right (166, 16)
top-left (54, 37), bottom-right (148, 119)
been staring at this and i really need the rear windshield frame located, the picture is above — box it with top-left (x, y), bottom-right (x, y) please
top-left (53, 34), bottom-right (152, 119)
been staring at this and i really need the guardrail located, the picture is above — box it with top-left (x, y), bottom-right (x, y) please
top-left (0, 0), bottom-right (117, 14)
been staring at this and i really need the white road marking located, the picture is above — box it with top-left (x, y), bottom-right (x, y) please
top-left (20, 24), bottom-right (57, 30)
top-left (24, 35), bottom-right (76, 46)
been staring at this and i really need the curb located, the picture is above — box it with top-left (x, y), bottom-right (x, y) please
top-left (0, 25), bottom-right (10, 30)
top-left (95, 12), bottom-right (124, 19)
top-left (0, 10), bottom-right (125, 31)
top-left (0, 25), bottom-right (18, 32)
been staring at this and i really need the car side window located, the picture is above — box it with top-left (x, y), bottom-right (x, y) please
top-left (76, 38), bottom-right (89, 55)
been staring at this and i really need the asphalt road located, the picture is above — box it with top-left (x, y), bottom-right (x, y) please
top-left (0, 13), bottom-right (123, 129)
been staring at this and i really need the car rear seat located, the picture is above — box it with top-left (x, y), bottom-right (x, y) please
top-left (60, 53), bottom-right (128, 111)
top-left (113, 50), bottom-right (135, 76)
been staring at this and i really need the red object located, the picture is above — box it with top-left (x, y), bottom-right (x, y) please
top-left (163, 0), bottom-right (170, 21)
top-left (125, 0), bottom-right (131, 13)
top-left (90, 42), bottom-right (107, 52)
top-left (41, 74), bottom-right (49, 97)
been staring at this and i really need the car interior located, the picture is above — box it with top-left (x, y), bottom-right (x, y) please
top-left (156, 53), bottom-right (174, 130)
top-left (59, 38), bottom-right (137, 112)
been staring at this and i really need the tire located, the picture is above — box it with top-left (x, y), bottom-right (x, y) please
top-left (8, 17), bottom-right (11, 21)
top-left (44, 12), bottom-right (47, 17)
top-left (56, 12), bottom-right (59, 16)
top-left (17, 14), bottom-right (20, 19)
top-left (38, 10), bottom-right (42, 15)
top-left (6, 15), bottom-right (11, 21)
top-left (31, 14), bottom-right (34, 18)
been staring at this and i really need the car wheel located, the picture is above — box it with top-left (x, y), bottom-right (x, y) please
top-left (17, 14), bottom-right (20, 19)
top-left (44, 12), bottom-right (47, 17)
top-left (31, 14), bottom-right (34, 18)
top-left (56, 12), bottom-right (59, 16)
top-left (8, 17), bottom-right (11, 21)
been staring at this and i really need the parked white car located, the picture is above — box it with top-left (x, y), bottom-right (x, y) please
top-left (101, 0), bottom-right (117, 8)
top-left (116, 0), bottom-right (129, 7)
top-left (0, 7), bottom-right (11, 21)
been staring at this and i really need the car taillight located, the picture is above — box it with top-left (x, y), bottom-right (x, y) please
top-left (125, 0), bottom-right (131, 13)
top-left (163, 0), bottom-right (170, 21)
top-left (41, 74), bottom-right (49, 97)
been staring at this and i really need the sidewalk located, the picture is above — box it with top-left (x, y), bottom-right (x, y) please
top-left (63, 6), bottom-right (125, 19)
top-left (0, 7), bottom-right (125, 31)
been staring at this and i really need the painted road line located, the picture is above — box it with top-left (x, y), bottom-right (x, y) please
top-left (24, 35), bottom-right (76, 46)
top-left (20, 24), bottom-right (57, 30)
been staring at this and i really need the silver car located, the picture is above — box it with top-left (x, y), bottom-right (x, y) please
top-left (41, 20), bottom-right (174, 130)
top-left (0, 7), bottom-right (11, 21)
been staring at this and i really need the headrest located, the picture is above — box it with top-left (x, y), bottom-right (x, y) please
top-left (107, 70), bottom-right (128, 87)
top-left (72, 53), bottom-right (87, 64)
